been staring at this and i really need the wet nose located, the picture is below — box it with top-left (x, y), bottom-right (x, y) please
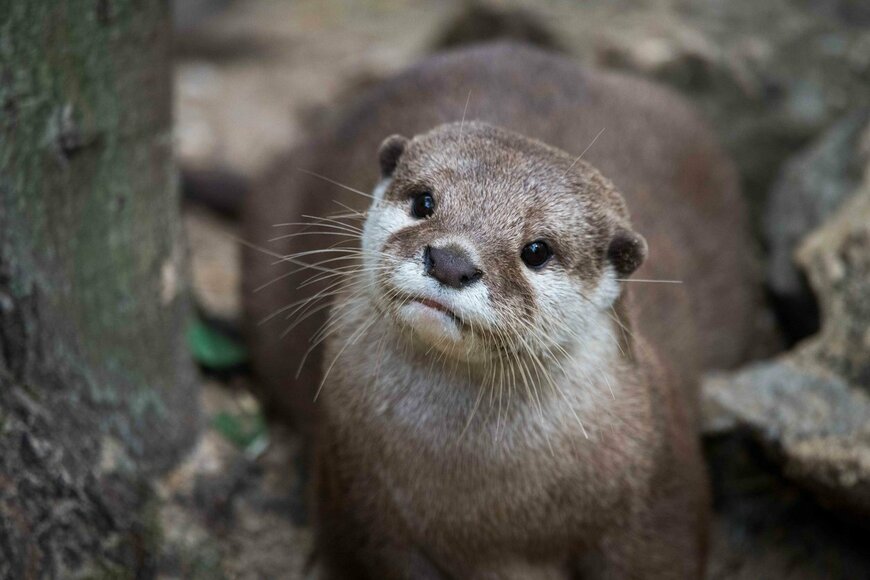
top-left (424, 245), bottom-right (483, 289)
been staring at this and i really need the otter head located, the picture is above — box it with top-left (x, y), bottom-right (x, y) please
top-left (360, 122), bottom-right (646, 364)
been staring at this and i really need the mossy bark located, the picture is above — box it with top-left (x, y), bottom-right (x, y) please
top-left (0, 1), bottom-right (199, 577)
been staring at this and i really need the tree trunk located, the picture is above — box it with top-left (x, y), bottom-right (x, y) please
top-left (0, 1), bottom-right (199, 577)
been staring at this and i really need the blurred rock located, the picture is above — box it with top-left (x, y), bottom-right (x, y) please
top-left (172, 0), bottom-right (232, 32)
top-left (174, 0), bottom-right (870, 218)
top-left (183, 165), bottom-right (248, 220)
top-left (706, 433), bottom-right (870, 579)
top-left (184, 207), bottom-right (241, 322)
top-left (584, 0), bottom-right (870, 211)
top-left (764, 110), bottom-right (870, 341)
top-left (796, 177), bottom-right (870, 388)
top-left (706, 362), bottom-right (870, 517)
top-left (174, 0), bottom-right (437, 179)
top-left (595, 26), bottom-right (730, 94)
top-left (433, 1), bottom-right (564, 52)
top-left (704, 176), bottom-right (870, 519)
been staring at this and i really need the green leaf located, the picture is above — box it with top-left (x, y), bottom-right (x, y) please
top-left (187, 319), bottom-right (248, 370)
top-left (211, 411), bottom-right (267, 449)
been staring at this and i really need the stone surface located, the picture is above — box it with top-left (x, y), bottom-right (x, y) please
top-left (582, 0), bottom-right (870, 213)
top-left (185, 207), bottom-right (242, 322)
top-left (433, 2), bottom-right (564, 52)
top-left (174, 0), bottom-right (440, 179)
top-left (764, 110), bottom-right (870, 340)
top-left (797, 180), bottom-right (870, 388)
top-left (706, 434), bottom-right (870, 579)
top-left (705, 176), bottom-right (870, 519)
top-left (706, 361), bottom-right (870, 516)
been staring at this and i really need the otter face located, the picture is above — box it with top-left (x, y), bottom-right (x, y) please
top-left (360, 122), bottom-right (645, 363)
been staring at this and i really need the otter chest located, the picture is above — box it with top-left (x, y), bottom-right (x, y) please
top-left (341, 400), bottom-right (623, 554)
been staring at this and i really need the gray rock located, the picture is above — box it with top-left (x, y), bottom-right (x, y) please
top-left (433, 2), bottom-right (564, 53)
top-left (584, 0), bottom-right (870, 209)
top-left (706, 361), bottom-right (870, 516)
top-left (764, 110), bottom-right (870, 338)
top-left (796, 179), bottom-right (870, 388)
top-left (704, 177), bottom-right (870, 518)
top-left (706, 430), bottom-right (870, 579)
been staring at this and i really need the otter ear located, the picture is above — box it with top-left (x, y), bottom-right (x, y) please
top-left (607, 227), bottom-right (647, 277)
top-left (378, 135), bottom-right (408, 178)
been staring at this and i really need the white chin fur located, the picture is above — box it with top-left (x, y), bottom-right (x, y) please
top-left (397, 301), bottom-right (463, 345)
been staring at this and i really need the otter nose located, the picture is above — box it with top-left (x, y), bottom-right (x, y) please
top-left (424, 245), bottom-right (483, 289)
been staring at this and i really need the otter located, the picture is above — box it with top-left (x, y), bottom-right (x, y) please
top-left (243, 43), bottom-right (762, 578)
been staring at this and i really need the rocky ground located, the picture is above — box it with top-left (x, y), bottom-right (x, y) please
top-left (164, 1), bottom-right (870, 577)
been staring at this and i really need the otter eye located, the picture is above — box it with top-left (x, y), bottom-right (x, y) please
top-left (411, 191), bottom-right (435, 219)
top-left (521, 240), bottom-right (552, 269)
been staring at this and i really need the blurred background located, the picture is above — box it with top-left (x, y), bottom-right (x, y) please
top-left (1, 0), bottom-right (868, 578)
top-left (176, 1), bottom-right (870, 578)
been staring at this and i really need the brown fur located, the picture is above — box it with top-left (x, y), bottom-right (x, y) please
top-left (242, 43), bottom-right (761, 578)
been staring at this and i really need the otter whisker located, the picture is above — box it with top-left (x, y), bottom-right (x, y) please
top-left (258, 256), bottom-right (390, 296)
top-left (259, 292), bottom-right (331, 326)
top-left (295, 277), bottom-right (387, 340)
top-left (255, 255), bottom-right (383, 294)
top-left (616, 278), bottom-right (683, 284)
top-left (497, 312), bottom-right (590, 439)
top-left (459, 89), bottom-right (473, 138)
top-left (268, 231), bottom-right (361, 243)
top-left (562, 127), bottom-right (605, 178)
top-left (301, 214), bottom-right (365, 233)
top-left (272, 219), bottom-right (363, 235)
top-left (260, 261), bottom-right (388, 326)
top-left (285, 280), bottom-right (371, 332)
top-left (296, 168), bottom-right (376, 200)
top-left (296, 293), bottom-right (372, 378)
top-left (298, 263), bottom-right (392, 290)
top-left (270, 247), bottom-right (382, 267)
top-left (233, 235), bottom-right (356, 276)
top-left (305, 278), bottom-right (405, 347)
top-left (271, 216), bottom-right (360, 228)
top-left (314, 313), bottom-right (378, 401)
top-left (329, 200), bottom-right (368, 220)
top-left (458, 316), bottom-right (490, 440)
top-left (507, 319), bottom-right (561, 446)
top-left (279, 300), bottom-right (336, 335)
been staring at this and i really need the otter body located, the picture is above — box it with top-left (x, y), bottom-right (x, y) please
top-left (243, 44), bottom-right (761, 578)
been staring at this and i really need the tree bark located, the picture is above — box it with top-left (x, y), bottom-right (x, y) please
top-left (0, 1), bottom-right (199, 577)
